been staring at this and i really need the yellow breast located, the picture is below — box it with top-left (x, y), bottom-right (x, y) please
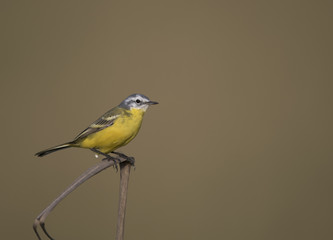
top-left (79, 108), bottom-right (145, 153)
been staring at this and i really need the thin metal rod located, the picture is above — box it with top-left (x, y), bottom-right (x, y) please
top-left (115, 162), bottom-right (132, 240)
top-left (33, 158), bottom-right (123, 240)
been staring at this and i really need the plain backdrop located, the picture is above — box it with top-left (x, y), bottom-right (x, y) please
top-left (1, 1), bottom-right (332, 240)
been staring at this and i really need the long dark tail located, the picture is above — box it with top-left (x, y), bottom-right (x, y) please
top-left (35, 142), bottom-right (74, 157)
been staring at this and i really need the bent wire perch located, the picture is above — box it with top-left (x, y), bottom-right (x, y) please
top-left (33, 155), bottom-right (128, 240)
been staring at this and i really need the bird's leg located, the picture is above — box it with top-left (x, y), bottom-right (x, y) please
top-left (90, 148), bottom-right (120, 171)
top-left (112, 151), bottom-right (135, 167)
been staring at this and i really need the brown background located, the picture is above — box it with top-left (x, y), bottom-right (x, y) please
top-left (1, 1), bottom-right (332, 239)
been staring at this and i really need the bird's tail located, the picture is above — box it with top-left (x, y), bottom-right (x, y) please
top-left (35, 142), bottom-right (75, 157)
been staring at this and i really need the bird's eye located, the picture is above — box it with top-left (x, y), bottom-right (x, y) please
top-left (136, 99), bottom-right (141, 103)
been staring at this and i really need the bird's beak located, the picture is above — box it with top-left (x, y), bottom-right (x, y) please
top-left (148, 100), bottom-right (159, 105)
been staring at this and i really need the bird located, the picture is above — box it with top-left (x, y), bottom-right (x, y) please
top-left (35, 93), bottom-right (158, 162)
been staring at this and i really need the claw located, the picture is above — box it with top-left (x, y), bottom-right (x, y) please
top-left (91, 148), bottom-right (121, 171)
top-left (102, 157), bottom-right (119, 171)
top-left (111, 151), bottom-right (136, 167)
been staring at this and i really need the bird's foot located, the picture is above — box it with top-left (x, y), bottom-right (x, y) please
top-left (90, 148), bottom-right (120, 171)
top-left (112, 151), bottom-right (136, 168)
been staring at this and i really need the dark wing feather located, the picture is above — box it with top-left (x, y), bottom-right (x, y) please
top-left (73, 107), bottom-right (123, 141)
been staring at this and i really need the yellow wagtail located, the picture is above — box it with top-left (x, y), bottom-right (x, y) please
top-left (35, 94), bottom-right (158, 162)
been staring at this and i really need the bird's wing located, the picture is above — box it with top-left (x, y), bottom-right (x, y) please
top-left (73, 107), bottom-right (123, 141)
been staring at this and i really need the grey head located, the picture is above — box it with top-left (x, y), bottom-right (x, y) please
top-left (119, 94), bottom-right (158, 111)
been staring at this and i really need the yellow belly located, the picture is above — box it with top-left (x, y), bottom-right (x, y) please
top-left (79, 109), bottom-right (144, 153)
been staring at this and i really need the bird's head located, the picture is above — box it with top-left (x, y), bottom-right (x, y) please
top-left (119, 94), bottom-right (158, 111)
